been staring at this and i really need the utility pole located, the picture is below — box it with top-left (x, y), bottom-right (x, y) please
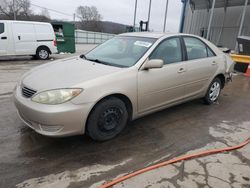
top-left (207, 0), bottom-right (216, 40)
top-left (238, 0), bottom-right (248, 37)
top-left (13, 0), bottom-right (16, 20)
top-left (147, 0), bottom-right (152, 31)
top-left (133, 0), bottom-right (138, 31)
top-left (73, 13), bottom-right (76, 29)
top-left (163, 0), bottom-right (169, 32)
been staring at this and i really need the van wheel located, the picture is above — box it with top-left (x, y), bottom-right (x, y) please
top-left (36, 47), bottom-right (50, 60)
top-left (87, 97), bottom-right (128, 141)
top-left (204, 78), bottom-right (222, 105)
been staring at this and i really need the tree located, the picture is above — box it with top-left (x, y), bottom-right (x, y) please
top-left (76, 6), bottom-right (102, 22)
top-left (40, 8), bottom-right (50, 19)
top-left (0, 0), bottom-right (31, 19)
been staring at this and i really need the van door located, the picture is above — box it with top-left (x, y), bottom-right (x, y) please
top-left (0, 22), bottom-right (8, 55)
top-left (12, 22), bottom-right (37, 55)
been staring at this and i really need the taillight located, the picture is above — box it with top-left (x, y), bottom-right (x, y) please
top-left (53, 40), bottom-right (57, 46)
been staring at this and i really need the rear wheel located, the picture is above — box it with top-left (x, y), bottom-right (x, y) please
top-left (204, 78), bottom-right (222, 105)
top-left (87, 97), bottom-right (128, 141)
top-left (36, 47), bottom-right (50, 60)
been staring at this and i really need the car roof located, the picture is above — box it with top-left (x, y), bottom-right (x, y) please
top-left (119, 32), bottom-right (171, 39)
top-left (119, 32), bottom-right (198, 39)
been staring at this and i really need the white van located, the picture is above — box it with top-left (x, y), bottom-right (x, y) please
top-left (0, 20), bottom-right (57, 60)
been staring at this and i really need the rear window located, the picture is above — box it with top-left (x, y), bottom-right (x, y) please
top-left (0, 23), bottom-right (4, 34)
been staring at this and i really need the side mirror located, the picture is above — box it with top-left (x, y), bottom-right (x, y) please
top-left (143, 59), bottom-right (164, 70)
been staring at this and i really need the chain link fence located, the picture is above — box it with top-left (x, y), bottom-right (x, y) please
top-left (75, 29), bottom-right (116, 44)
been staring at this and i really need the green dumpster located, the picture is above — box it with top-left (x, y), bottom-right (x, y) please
top-left (51, 22), bottom-right (76, 53)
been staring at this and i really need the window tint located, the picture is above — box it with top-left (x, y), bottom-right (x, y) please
top-left (184, 37), bottom-right (208, 60)
top-left (0, 23), bottom-right (4, 34)
top-left (150, 37), bottom-right (182, 64)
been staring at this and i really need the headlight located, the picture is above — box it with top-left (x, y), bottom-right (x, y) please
top-left (31, 89), bottom-right (83, 105)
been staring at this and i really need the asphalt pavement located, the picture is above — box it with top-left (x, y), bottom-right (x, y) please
top-left (0, 47), bottom-right (249, 188)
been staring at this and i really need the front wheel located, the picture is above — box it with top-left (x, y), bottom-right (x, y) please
top-left (204, 78), bottom-right (222, 105)
top-left (87, 97), bottom-right (128, 141)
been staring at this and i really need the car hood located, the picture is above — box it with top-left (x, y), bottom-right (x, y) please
top-left (22, 57), bottom-right (122, 91)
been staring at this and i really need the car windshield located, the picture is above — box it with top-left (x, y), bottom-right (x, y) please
top-left (85, 36), bottom-right (157, 67)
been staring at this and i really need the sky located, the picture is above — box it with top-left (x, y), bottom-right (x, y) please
top-left (30, 0), bottom-right (183, 32)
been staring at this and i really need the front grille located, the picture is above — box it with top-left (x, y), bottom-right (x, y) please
top-left (22, 86), bottom-right (37, 98)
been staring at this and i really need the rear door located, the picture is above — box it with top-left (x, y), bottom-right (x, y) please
top-left (12, 22), bottom-right (37, 55)
top-left (182, 36), bottom-right (218, 97)
top-left (0, 22), bottom-right (8, 55)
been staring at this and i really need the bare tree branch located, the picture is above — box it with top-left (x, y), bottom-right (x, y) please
top-left (76, 5), bottom-right (102, 22)
top-left (0, 0), bottom-right (31, 19)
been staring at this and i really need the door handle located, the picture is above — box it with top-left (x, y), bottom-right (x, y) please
top-left (212, 61), bottom-right (217, 65)
top-left (178, 68), bottom-right (185, 73)
top-left (1, 36), bottom-right (7, 40)
top-left (18, 36), bottom-right (21, 40)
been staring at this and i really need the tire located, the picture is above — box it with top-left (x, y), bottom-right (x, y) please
top-left (204, 77), bottom-right (222, 105)
top-left (36, 47), bottom-right (50, 60)
top-left (87, 97), bottom-right (128, 141)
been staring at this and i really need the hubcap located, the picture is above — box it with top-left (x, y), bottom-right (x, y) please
top-left (209, 81), bottom-right (220, 101)
top-left (39, 50), bottom-right (48, 59)
top-left (98, 107), bottom-right (123, 133)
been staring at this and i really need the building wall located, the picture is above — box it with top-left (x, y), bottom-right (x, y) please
top-left (183, 3), bottom-right (250, 49)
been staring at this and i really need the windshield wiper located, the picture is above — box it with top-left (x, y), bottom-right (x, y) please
top-left (86, 58), bottom-right (111, 66)
top-left (79, 54), bottom-right (87, 59)
top-left (81, 56), bottom-right (127, 68)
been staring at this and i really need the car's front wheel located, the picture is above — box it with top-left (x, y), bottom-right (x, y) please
top-left (204, 78), bottom-right (222, 105)
top-left (87, 97), bottom-right (128, 141)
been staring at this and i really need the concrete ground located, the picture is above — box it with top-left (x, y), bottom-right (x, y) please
top-left (0, 46), bottom-right (249, 188)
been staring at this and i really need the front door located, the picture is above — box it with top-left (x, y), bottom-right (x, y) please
top-left (138, 37), bottom-right (186, 113)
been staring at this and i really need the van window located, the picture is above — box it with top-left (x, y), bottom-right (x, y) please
top-left (0, 23), bottom-right (4, 34)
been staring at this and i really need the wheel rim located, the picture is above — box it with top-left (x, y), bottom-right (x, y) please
top-left (209, 81), bottom-right (220, 102)
top-left (98, 107), bottom-right (123, 133)
top-left (39, 50), bottom-right (48, 59)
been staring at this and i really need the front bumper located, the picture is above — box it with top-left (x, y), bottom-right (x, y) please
top-left (13, 85), bottom-right (93, 137)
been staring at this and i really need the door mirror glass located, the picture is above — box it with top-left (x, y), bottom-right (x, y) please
top-left (143, 59), bottom-right (164, 70)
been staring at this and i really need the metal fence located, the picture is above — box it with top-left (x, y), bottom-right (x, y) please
top-left (75, 30), bottom-right (116, 44)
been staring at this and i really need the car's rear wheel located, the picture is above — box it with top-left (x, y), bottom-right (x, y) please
top-left (36, 47), bottom-right (50, 60)
top-left (204, 77), bottom-right (222, 105)
top-left (87, 97), bottom-right (128, 141)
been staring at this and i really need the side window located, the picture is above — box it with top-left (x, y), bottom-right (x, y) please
top-left (0, 23), bottom-right (4, 34)
top-left (150, 37), bottom-right (182, 64)
top-left (184, 37), bottom-right (209, 60)
top-left (207, 47), bottom-right (215, 57)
